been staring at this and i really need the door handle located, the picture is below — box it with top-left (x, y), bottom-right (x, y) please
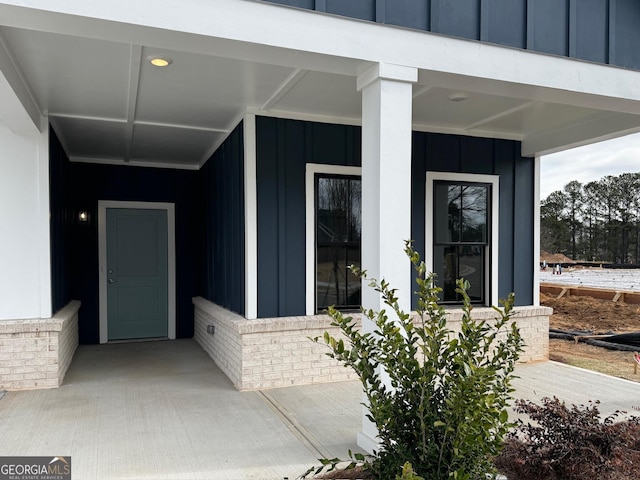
top-left (108, 278), bottom-right (117, 283)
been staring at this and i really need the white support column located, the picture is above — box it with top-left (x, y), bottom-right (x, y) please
top-left (356, 63), bottom-right (417, 453)
top-left (533, 155), bottom-right (541, 306)
top-left (0, 122), bottom-right (50, 320)
top-left (37, 119), bottom-right (52, 318)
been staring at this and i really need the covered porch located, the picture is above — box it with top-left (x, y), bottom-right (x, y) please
top-left (2, 0), bottom-right (640, 414)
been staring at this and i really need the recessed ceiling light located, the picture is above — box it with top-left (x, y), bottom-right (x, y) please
top-left (148, 56), bottom-right (172, 67)
top-left (448, 92), bottom-right (470, 102)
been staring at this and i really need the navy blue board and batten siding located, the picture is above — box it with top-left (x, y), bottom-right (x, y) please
top-left (263, 0), bottom-right (640, 71)
top-left (201, 122), bottom-right (245, 316)
top-left (411, 133), bottom-right (534, 308)
top-left (49, 126), bottom-right (74, 314)
top-left (256, 116), bottom-right (534, 318)
top-left (255, 116), bottom-right (361, 317)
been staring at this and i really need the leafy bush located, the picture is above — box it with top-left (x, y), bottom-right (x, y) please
top-left (311, 241), bottom-right (523, 479)
top-left (494, 397), bottom-right (640, 480)
top-left (396, 462), bottom-right (425, 480)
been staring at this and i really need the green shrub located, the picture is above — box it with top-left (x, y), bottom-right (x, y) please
top-left (396, 462), bottom-right (425, 480)
top-left (312, 241), bottom-right (523, 479)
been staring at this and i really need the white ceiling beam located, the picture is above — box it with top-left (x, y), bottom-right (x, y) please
top-left (124, 44), bottom-right (143, 162)
top-left (412, 84), bottom-right (435, 101)
top-left (0, 29), bottom-right (41, 133)
top-left (48, 112), bottom-right (127, 123)
top-left (261, 69), bottom-right (308, 111)
top-left (464, 100), bottom-right (536, 131)
top-left (70, 155), bottom-right (200, 170)
top-left (47, 113), bottom-right (226, 133)
top-left (247, 107), bottom-right (361, 128)
top-left (411, 121), bottom-right (522, 142)
top-left (134, 120), bottom-right (229, 133)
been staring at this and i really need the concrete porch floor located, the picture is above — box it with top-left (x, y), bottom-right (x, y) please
top-left (2, 339), bottom-right (640, 479)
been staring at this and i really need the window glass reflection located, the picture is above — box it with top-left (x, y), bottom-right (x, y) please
top-left (316, 176), bottom-right (361, 310)
top-left (433, 181), bottom-right (489, 304)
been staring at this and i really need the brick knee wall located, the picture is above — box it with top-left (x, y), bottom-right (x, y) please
top-left (193, 297), bottom-right (358, 390)
top-left (239, 320), bottom-right (358, 390)
top-left (192, 297), bottom-right (550, 391)
top-left (411, 306), bottom-right (551, 363)
top-left (193, 299), bottom-right (244, 389)
top-left (0, 301), bottom-right (80, 390)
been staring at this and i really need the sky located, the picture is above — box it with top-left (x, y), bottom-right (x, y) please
top-left (540, 132), bottom-right (640, 200)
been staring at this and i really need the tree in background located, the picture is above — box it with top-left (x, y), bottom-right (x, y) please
top-left (615, 173), bottom-right (640, 264)
top-left (583, 181), bottom-right (603, 261)
top-left (540, 190), bottom-right (569, 256)
top-left (541, 172), bottom-right (640, 264)
top-left (564, 180), bottom-right (583, 261)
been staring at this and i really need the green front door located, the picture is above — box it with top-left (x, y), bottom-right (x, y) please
top-left (106, 208), bottom-right (168, 340)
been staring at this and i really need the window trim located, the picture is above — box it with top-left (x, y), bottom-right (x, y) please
top-left (306, 163), bottom-right (362, 315)
top-left (426, 172), bottom-right (499, 306)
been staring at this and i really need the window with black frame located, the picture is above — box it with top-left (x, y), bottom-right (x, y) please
top-left (433, 181), bottom-right (490, 304)
top-left (315, 174), bottom-right (361, 311)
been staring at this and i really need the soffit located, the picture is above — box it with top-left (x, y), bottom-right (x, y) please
top-left (1, 2), bottom-right (640, 167)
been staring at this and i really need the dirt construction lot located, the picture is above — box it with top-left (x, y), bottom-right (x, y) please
top-left (543, 292), bottom-right (640, 382)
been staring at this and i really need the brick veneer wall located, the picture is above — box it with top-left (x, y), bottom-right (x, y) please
top-left (411, 306), bottom-right (551, 364)
top-left (193, 297), bottom-right (357, 390)
top-left (193, 297), bottom-right (550, 391)
top-left (0, 300), bottom-right (80, 390)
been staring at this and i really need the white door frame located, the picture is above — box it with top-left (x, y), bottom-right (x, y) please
top-left (98, 200), bottom-right (176, 344)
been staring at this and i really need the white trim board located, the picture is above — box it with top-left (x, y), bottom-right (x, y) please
top-left (305, 163), bottom-right (362, 315)
top-left (244, 113), bottom-right (258, 319)
top-left (425, 172), bottom-right (500, 307)
top-left (98, 200), bottom-right (176, 344)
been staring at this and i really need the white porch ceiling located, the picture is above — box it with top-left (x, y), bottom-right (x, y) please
top-left (2, 2), bottom-right (640, 169)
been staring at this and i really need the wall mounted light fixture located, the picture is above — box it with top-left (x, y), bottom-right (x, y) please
top-left (78, 211), bottom-right (89, 223)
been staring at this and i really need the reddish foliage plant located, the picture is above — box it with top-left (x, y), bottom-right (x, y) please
top-left (494, 397), bottom-right (640, 480)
